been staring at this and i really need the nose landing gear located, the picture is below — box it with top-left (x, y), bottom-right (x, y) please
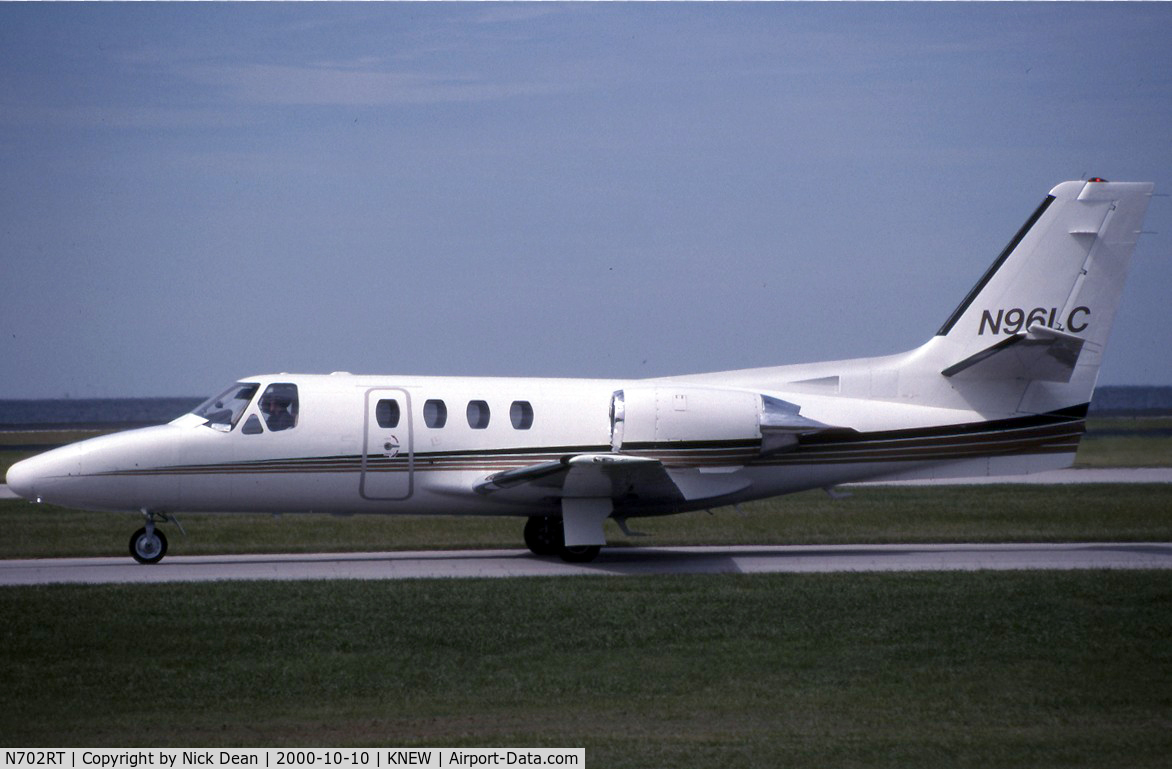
top-left (129, 511), bottom-right (183, 564)
top-left (129, 526), bottom-right (167, 564)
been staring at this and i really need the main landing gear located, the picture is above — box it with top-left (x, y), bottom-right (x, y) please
top-left (129, 511), bottom-right (183, 565)
top-left (523, 515), bottom-right (601, 563)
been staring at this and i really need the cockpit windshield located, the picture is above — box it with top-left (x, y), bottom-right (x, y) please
top-left (192, 383), bottom-right (260, 432)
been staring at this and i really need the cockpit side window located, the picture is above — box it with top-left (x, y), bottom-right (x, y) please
top-left (193, 383), bottom-right (260, 432)
top-left (259, 383), bottom-right (299, 432)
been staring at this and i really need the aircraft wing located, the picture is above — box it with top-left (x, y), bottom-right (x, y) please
top-left (941, 324), bottom-right (1086, 383)
top-left (474, 453), bottom-right (685, 504)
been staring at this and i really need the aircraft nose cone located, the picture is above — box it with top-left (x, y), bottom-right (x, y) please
top-left (5, 446), bottom-right (82, 504)
top-left (5, 456), bottom-right (42, 501)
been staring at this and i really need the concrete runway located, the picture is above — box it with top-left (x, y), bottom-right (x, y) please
top-left (3, 543), bottom-right (1170, 585)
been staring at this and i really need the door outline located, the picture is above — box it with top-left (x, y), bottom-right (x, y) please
top-left (360, 387), bottom-right (414, 500)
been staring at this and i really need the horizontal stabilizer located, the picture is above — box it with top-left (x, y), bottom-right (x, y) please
top-left (941, 324), bottom-right (1086, 383)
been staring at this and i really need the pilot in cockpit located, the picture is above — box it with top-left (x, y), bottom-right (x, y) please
top-left (260, 393), bottom-right (295, 432)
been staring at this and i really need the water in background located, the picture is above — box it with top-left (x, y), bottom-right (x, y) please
top-left (1, 387), bottom-right (1170, 430)
top-left (1085, 386), bottom-right (1172, 415)
top-left (0, 398), bottom-right (204, 429)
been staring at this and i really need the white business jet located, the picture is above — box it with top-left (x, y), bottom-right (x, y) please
top-left (6, 179), bottom-right (1156, 564)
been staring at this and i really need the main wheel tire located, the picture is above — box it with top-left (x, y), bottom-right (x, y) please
top-left (559, 544), bottom-right (601, 563)
top-left (523, 516), bottom-right (562, 556)
top-left (129, 527), bottom-right (168, 565)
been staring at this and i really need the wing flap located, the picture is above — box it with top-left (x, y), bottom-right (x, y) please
top-left (561, 454), bottom-right (680, 499)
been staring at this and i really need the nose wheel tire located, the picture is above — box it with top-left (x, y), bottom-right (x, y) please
top-left (129, 527), bottom-right (168, 564)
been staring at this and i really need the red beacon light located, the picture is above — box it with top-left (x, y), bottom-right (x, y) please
top-left (1087, 177), bottom-right (1108, 182)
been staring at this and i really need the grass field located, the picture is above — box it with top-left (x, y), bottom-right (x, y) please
top-left (2, 572), bottom-right (1170, 767)
top-left (1075, 417), bottom-right (1172, 467)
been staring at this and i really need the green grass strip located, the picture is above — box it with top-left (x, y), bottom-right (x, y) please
top-left (2, 571), bottom-right (1170, 767)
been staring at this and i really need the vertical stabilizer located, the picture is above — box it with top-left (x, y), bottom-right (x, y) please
top-left (931, 179), bottom-right (1153, 414)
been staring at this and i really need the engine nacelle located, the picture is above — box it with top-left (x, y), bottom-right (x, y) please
top-left (610, 386), bottom-right (832, 455)
top-left (610, 386), bottom-right (762, 451)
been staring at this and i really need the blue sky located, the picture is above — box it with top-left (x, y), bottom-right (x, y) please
top-left (2, 3), bottom-right (1170, 398)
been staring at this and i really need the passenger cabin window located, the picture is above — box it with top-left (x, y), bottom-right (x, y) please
top-left (376, 399), bottom-right (401, 428)
top-left (193, 383), bottom-right (259, 432)
top-left (424, 399), bottom-right (447, 428)
top-left (259, 383), bottom-right (299, 432)
top-left (467, 400), bottom-right (490, 429)
top-left (510, 400), bottom-right (534, 430)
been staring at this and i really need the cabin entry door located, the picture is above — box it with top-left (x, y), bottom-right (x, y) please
top-left (360, 388), bottom-right (414, 501)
